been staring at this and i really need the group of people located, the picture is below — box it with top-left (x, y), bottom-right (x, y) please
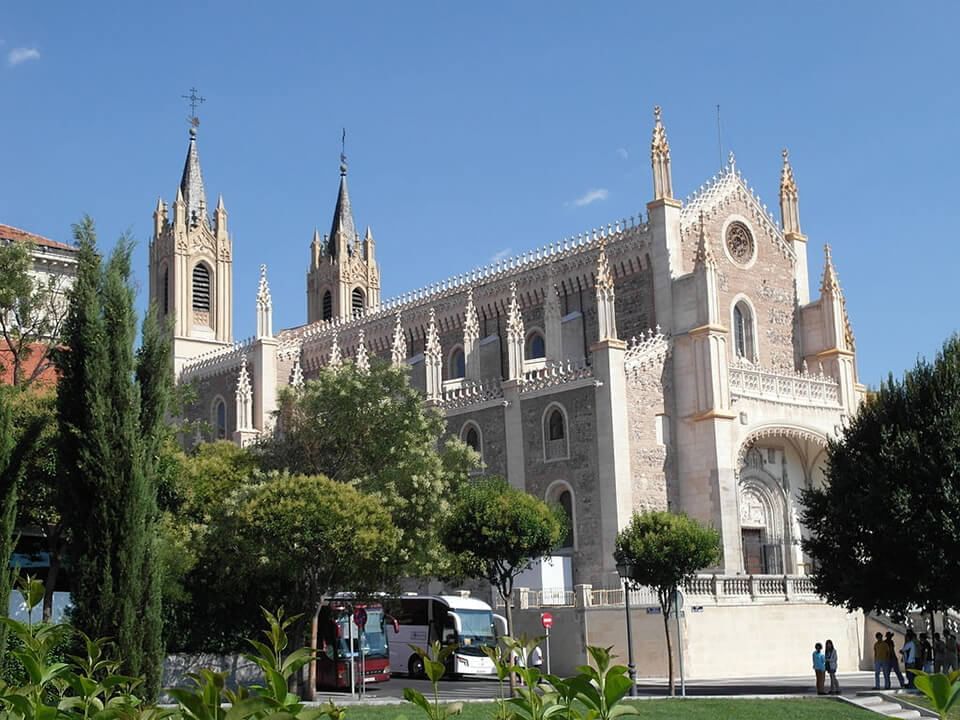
top-left (811, 640), bottom-right (842, 695)
top-left (873, 629), bottom-right (960, 690)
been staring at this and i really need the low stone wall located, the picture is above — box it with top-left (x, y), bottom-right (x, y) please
top-left (509, 597), bottom-right (865, 679)
top-left (163, 653), bottom-right (263, 690)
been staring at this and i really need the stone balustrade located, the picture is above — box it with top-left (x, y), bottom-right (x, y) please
top-left (500, 575), bottom-right (823, 609)
top-left (729, 362), bottom-right (841, 409)
top-left (439, 377), bottom-right (504, 410)
top-left (520, 357), bottom-right (593, 394)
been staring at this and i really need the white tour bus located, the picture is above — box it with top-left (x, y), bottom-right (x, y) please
top-left (388, 594), bottom-right (507, 677)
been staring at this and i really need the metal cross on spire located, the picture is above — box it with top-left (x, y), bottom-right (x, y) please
top-left (182, 87), bottom-right (206, 127)
top-left (339, 127), bottom-right (348, 175)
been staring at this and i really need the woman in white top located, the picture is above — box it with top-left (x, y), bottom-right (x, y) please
top-left (824, 639), bottom-right (840, 695)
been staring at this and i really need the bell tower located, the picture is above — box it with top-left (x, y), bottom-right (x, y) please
top-left (306, 143), bottom-right (380, 323)
top-left (149, 116), bottom-right (233, 374)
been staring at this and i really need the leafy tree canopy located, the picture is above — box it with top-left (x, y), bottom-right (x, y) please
top-left (257, 361), bottom-right (476, 576)
top-left (801, 334), bottom-right (960, 617)
top-left (614, 510), bottom-right (720, 696)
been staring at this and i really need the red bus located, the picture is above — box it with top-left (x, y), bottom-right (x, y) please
top-left (316, 598), bottom-right (392, 690)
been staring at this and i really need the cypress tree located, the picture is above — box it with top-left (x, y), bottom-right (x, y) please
top-left (56, 218), bottom-right (171, 697)
top-left (135, 305), bottom-right (173, 696)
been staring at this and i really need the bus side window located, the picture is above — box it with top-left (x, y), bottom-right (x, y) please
top-left (442, 614), bottom-right (456, 644)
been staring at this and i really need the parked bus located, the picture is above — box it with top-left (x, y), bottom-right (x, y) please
top-left (388, 594), bottom-right (506, 677)
top-left (316, 597), bottom-right (393, 689)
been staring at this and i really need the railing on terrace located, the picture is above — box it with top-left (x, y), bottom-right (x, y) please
top-left (440, 378), bottom-right (504, 409)
top-left (728, 362), bottom-right (841, 409)
top-left (497, 575), bottom-right (823, 610)
top-left (520, 358), bottom-right (593, 393)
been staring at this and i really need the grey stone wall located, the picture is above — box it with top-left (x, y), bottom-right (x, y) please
top-left (445, 405), bottom-right (507, 478)
top-left (519, 386), bottom-right (603, 587)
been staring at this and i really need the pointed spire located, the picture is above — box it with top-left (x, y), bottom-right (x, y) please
top-left (328, 334), bottom-right (342, 368)
top-left (180, 126), bottom-right (208, 228)
top-left (506, 282), bottom-right (524, 342)
top-left (779, 148), bottom-right (801, 235)
top-left (391, 313), bottom-right (408, 367)
top-left (693, 212), bottom-right (717, 269)
top-left (425, 309), bottom-right (442, 401)
top-left (651, 105), bottom-right (674, 200)
top-left (355, 329), bottom-right (370, 374)
top-left (310, 227), bottom-right (322, 269)
top-left (463, 288), bottom-right (480, 346)
top-left (328, 146), bottom-right (356, 260)
top-left (595, 238), bottom-right (617, 341)
top-left (256, 264), bottom-right (272, 339)
top-left (820, 244), bottom-right (842, 296)
top-left (595, 237), bottom-right (614, 293)
top-left (290, 355), bottom-right (304, 388)
top-left (236, 357), bottom-right (252, 431)
top-left (216, 193), bottom-right (225, 211)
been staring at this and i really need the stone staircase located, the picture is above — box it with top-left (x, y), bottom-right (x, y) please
top-left (846, 694), bottom-right (928, 719)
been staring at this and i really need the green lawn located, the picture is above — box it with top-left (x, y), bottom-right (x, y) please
top-left (341, 699), bottom-right (878, 720)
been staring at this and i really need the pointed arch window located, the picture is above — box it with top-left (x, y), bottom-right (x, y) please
top-left (525, 330), bottom-right (546, 360)
top-left (546, 480), bottom-right (576, 551)
top-left (192, 263), bottom-right (211, 312)
top-left (352, 288), bottom-right (365, 318)
top-left (213, 398), bottom-right (226, 440)
top-left (322, 290), bottom-right (332, 321)
top-left (557, 489), bottom-right (574, 549)
top-left (543, 404), bottom-right (569, 461)
top-left (732, 299), bottom-right (755, 361)
top-left (459, 421), bottom-right (483, 471)
top-left (448, 347), bottom-right (465, 380)
top-left (162, 266), bottom-right (169, 316)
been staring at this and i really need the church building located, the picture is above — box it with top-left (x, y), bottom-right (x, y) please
top-left (151, 107), bottom-right (864, 594)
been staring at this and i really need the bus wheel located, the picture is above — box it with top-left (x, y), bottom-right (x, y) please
top-left (408, 655), bottom-right (426, 678)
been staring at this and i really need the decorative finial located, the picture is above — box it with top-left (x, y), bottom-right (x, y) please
top-left (182, 87), bottom-right (205, 135)
top-left (654, 105), bottom-right (662, 124)
top-left (650, 104), bottom-right (673, 200)
top-left (727, 150), bottom-right (736, 172)
top-left (782, 147), bottom-right (790, 165)
top-left (339, 127), bottom-right (347, 176)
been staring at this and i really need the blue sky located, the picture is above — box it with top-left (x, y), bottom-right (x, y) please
top-left (1, 2), bottom-right (956, 387)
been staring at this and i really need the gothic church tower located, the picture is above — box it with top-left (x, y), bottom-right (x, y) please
top-left (306, 151), bottom-right (380, 322)
top-left (149, 125), bottom-right (233, 373)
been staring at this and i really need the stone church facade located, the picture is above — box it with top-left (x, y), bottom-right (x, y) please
top-left (151, 108), bottom-right (863, 591)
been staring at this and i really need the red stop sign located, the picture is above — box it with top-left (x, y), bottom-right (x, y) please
top-left (541, 612), bottom-right (553, 629)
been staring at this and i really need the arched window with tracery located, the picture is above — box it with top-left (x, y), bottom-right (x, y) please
top-left (732, 298), bottom-right (756, 361)
top-left (543, 404), bottom-right (569, 461)
top-left (526, 330), bottom-right (546, 360)
top-left (322, 290), bottom-right (332, 321)
top-left (192, 263), bottom-right (211, 312)
top-left (352, 288), bottom-right (365, 318)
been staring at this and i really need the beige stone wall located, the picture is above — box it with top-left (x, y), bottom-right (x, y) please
top-left (626, 365), bottom-right (670, 513)
top-left (511, 602), bottom-right (865, 680)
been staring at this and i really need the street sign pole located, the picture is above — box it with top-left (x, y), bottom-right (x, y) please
top-left (360, 630), bottom-right (366, 699)
top-left (545, 627), bottom-right (551, 676)
top-left (540, 612), bottom-right (554, 676)
top-left (673, 590), bottom-right (686, 697)
top-left (348, 616), bottom-right (356, 700)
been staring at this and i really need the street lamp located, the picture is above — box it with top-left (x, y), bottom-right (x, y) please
top-left (615, 561), bottom-right (637, 696)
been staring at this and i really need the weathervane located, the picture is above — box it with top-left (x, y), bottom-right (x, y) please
top-left (182, 87), bottom-right (206, 128)
top-left (340, 127), bottom-right (348, 175)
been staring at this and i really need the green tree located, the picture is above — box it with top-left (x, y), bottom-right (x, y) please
top-left (801, 334), bottom-right (960, 620)
top-left (231, 472), bottom-right (399, 697)
top-left (258, 361), bottom-right (476, 577)
top-left (54, 217), bottom-right (171, 698)
top-left (614, 510), bottom-right (720, 696)
top-left (0, 387), bottom-right (44, 658)
top-left (441, 476), bottom-right (564, 693)
top-left (0, 237), bottom-right (69, 387)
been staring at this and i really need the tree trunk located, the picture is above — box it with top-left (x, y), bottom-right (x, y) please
top-left (662, 606), bottom-right (674, 696)
top-left (502, 583), bottom-right (517, 697)
top-left (305, 608), bottom-right (319, 701)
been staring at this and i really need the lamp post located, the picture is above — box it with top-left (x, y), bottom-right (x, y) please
top-left (615, 561), bottom-right (637, 696)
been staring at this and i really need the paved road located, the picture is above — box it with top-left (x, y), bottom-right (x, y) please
top-left (314, 671), bottom-right (883, 702)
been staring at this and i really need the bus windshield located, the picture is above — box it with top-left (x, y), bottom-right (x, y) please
top-left (336, 608), bottom-right (388, 658)
top-left (454, 609), bottom-right (496, 647)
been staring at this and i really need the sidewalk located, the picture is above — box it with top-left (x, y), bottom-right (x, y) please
top-left (633, 671), bottom-right (879, 697)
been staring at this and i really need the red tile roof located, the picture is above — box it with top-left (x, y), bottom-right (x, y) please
top-left (0, 223), bottom-right (75, 252)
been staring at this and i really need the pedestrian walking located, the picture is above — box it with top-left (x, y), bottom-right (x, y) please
top-left (873, 632), bottom-right (892, 690)
top-left (825, 639), bottom-right (841, 694)
top-left (946, 630), bottom-right (959, 672)
top-left (885, 632), bottom-right (906, 688)
top-left (902, 631), bottom-right (918, 689)
top-left (920, 633), bottom-right (934, 673)
top-left (933, 633), bottom-right (947, 674)
top-left (812, 642), bottom-right (827, 695)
